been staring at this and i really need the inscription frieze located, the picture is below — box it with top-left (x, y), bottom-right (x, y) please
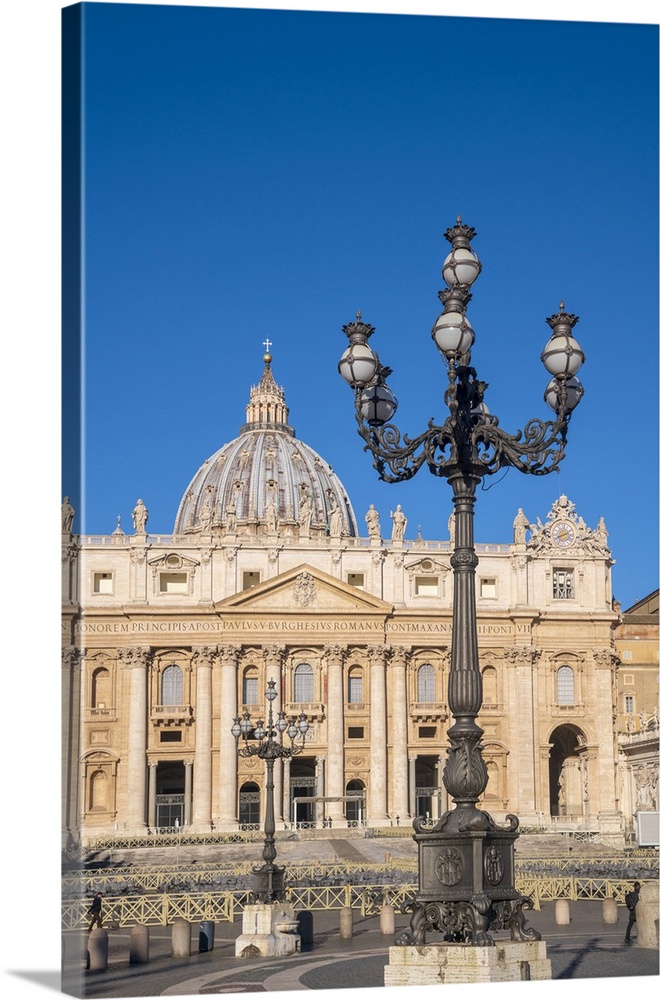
top-left (75, 618), bottom-right (532, 637)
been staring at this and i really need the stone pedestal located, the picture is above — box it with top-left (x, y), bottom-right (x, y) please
top-left (637, 880), bottom-right (660, 949)
top-left (235, 903), bottom-right (301, 958)
top-left (384, 940), bottom-right (552, 985)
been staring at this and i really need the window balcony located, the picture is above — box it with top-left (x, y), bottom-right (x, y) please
top-left (410, 702), bottom-right (448, 722)
top-left (151, 704), bottom-right (193, 726)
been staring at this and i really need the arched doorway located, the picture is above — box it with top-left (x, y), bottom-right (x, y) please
top-left (549, 724), bottom-right (588, 819)
top-left (239, 781), bottom-right (261, 829)
top-left (345, 779), bottom-right (365, 826)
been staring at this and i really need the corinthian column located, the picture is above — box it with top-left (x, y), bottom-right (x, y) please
top-left (390, 646), bottom-right (411, 822)
top-left (264, 644), bottom-right (286, 825)
top-left (118, 646), bottom-right (151, 832)
top-left (192, 645), bottom-right (216, 829)
top-left (324, 644), bottom-right (346, 826)
top-left (367, 644), bottom-right (389, 824)
top-left (62, 646), bottom-right (81, 846)
top-left (217, 644), bottom-right (241, 830)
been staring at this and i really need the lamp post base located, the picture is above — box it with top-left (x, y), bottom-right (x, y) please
top-left (395, 819), bottom-right (541, 945)
top-left (235, 903), bottom-right (301, 959)
top-left (384, 939), bottom-right (552, 985)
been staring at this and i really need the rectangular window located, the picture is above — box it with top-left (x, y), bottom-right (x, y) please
top-left (347, 573), bottom-right (365, 590)
top-left (243, 676), bottom-right (259, 705)
top-left (348, 675), bottom-right (363, 704)
top-left (93, 572), bottom-right (113, 595)
top-left (415, 576), bottom-right (438, 597)
top-left (242, 571), bottom-right (260, 590)
top-left (159, 572), bottom-right (188, 594)
top-left (160, 731), bottom-right (182, 743)
top-left (480, 578), bottom-right (497, 599)
top-left (622, 651), bottom-right (633, 661)
top-left (552, 569), bottom-right (573, 600)
top-left (625, 695), bottom-right (634, 713)
top-left (347, 726), bottom-right (364, 739)
top-left (419, 726), bottom-right (437, 739)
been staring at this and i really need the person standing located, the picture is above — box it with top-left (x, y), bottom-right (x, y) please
top-left (87, 891), bottom-right (104, 933)
top-left (624, 881), bottom-right (641, 944)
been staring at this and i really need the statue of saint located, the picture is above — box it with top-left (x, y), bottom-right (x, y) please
top-left (225, 500), bottom-right (237, 533)
top-left (61, 497), bottom-right (75, 532)
top-left (390, 504), bottom-right (407, 542)
top-left (365, 504), bottom-right (381, 539)
top-left (132, 498), bottom-right (148, 534)
top-left (199, 499), bottom-right (213, 532)
top-left (298, 484), bottom-right (313, 536)
top-left (448, 509), bottom-right (456, 546)
top-left (328, 492), bottom-right (342, 539)
top-left (513, 507), bottom-right (529, 545)
top-left (265, 499), bottom-right (278, 534)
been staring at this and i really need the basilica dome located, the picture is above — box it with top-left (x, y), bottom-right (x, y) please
top-left (173, 353), bottom-right (359, 539)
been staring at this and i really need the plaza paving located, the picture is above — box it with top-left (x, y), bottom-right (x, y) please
top-left (61, 897), bottom-right (659, 997)
top-left (60, 836), bottom-right (658, 996)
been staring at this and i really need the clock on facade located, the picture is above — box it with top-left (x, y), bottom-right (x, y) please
top-left (551, 520), bottom-right (576, 547)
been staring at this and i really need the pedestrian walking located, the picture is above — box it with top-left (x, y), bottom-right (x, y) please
top-left (624, 881), bottom-right (641, 944)
top-left (87, 891), bottom-right (104, 933)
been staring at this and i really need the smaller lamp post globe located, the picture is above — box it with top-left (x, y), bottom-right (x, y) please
top-left (360, 382), bottom-right (398, 426)
top-left (338, 343), bottom-right (378, 389)
top-left (541, 334), bottom-right (585, 377)
top-left (432, 311), bottom-right (475, 360)
top-left (442, 246), bottom-right (482, 287)
top-left (544, 375), bottom-right (584, 413)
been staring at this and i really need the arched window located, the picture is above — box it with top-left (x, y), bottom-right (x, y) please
top-left (556, 665), bottom-right (575, 706)
top-left (91, 667), bottom-right (111, 709)
top-left (482, 666), bottom-right (497, 706)
top-left (348, 668), bottom-right (363, 704)
top-left (417, 663), bottom-right (436, 703)
top-left (161, 664), bottom-right (183, 705)
top-left (293, 663), bottom-right (313, 703)
top-left (242, 668), bottom-right (259, 706)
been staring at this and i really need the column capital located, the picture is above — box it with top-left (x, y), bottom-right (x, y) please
top-left (593, 648), bottom-right (616, 668)
top-left (192, 645), bottom-right (218, 668)
top-left (62, 646), bottom-right (82, 668)
top-left (217, 643), bottom-right (242, 663)
top-left (503, 646), bottom-right (540, 667)
top-left (183, 759), bottom-right (194, 770)
top-left (366, 643), bottom-right (389, 661)
top-left (118, 646), bottom-right (152, 668)
top-left (322, 644), bottom-right (348, 663)
top-left (389, 645), bottom-right (412, 668)
top-left (263, 644), bottom-right (287, 664)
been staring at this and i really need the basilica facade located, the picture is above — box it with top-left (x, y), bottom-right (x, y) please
top-left (62, 355), bottom-right (626, 848)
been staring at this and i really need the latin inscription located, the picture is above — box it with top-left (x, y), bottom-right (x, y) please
top-left (75, 619), bottom-right (531, 635)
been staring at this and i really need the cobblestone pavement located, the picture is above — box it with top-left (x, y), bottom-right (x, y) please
top-left (61, 899), bottom-right (658, 998)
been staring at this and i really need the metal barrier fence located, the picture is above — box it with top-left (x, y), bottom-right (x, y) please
top-left (62, 854), bottom-right (656, 897)
top-left (63, 877), bottom-right (649, 931)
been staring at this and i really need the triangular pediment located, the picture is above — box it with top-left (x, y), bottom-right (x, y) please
top-left (215, 564), bottom-right (393, 615)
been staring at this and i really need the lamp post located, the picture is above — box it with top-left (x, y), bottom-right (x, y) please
top-left (232, 679), bottom-right (309, 901)
top-left (338, 218), bottom-right (585, 946)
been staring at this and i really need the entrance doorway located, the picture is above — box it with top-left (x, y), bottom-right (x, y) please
top-left (155, 761), bottom-right (185, 830)
top-left (290, 758), bottom-right (317, 827)
top-left (549, 724), bottom-right (588, 819)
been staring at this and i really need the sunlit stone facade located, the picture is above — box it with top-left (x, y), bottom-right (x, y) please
top-left (62, 357), bottom-right (628, 848)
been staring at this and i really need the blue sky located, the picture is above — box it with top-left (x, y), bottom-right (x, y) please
top-left (2, 3), bottom-right (657, 996)
top-left (65, 2), bottom-right (659, 612)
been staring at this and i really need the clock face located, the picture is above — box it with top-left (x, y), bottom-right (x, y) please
top-left (552, 520), bottom-right (576, 547)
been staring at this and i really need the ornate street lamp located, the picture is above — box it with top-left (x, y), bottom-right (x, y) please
top-left (337, 218), bottom-right (585, 946)
top-left (232, 679), bottom-right (309, 901)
